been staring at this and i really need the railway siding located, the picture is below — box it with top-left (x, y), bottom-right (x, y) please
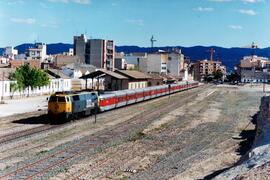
top-left (0, 85), bottom-right (264, 179)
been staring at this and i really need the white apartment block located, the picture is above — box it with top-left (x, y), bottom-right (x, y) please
top-left (167, 51), bottom-right (185, 76)
top-left (25, 43), bottom-right (47, 62)
top-left (144, 52), bottom-right (168, 74)
top-left (3, 46), bottom-right (18, 60)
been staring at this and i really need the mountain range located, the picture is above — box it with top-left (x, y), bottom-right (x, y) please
top-left (1, 43), bottom-right (270, 71)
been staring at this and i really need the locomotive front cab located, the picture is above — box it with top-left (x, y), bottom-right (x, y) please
top-left (48, 94), bottom-right (72, 119)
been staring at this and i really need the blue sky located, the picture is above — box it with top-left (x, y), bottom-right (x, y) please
top-left (0, 0), bottom-right (269, 47)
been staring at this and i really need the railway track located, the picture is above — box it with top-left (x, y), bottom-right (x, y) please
top-left (0, 124), bottom-right (60, 145)
top-left (0, 86), bottom-right (208, 179)
top-left (0, 86), bottom-right (203, 146)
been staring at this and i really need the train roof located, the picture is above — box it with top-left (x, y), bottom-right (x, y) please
top-left (53, 91), bottom-right (98, 96)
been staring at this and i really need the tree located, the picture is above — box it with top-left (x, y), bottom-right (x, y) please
top-left (213, 69), bottom-right (223, 81)
top-left (204, 75), bottom-right (213, 82)
top-left (226, 71), bottom-right (240, 83)
top-left (10, 64), bottom-right (50, 97)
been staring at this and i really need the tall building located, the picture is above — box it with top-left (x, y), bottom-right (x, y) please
top-left (193, 59), bottom-right (226, 81)
top-left (73, 34), bottom-right (115, 70)
top-left (85, 39), bottom-right (115, 71)
top-left (167, 49), bottom-right (185, 77)
top-left (73, 34), bottom-right (87, 63)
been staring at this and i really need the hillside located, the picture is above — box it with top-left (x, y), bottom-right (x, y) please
top-left (1, 43), bottom-right (270, 71)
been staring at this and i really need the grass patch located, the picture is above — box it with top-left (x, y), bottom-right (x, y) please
top-left (128, 131), bottom-right (146, 142)
top-left (154, 123), bottom-right (170, 132)
top-left (36, 150), bottom-right (48, 155)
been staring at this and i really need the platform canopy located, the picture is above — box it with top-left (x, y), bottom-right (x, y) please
top-left (80, 69), bottom-right (128, 80)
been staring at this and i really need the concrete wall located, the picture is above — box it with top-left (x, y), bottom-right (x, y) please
top-left (0, 79), bottom-right (72, 99)
top-left (71, 78), bottom-right (104, 91)
top-left (138, 57), bottom-right (148, 73)
top-left (241, 69), bottom-right (267, 83)
top-left (86, 39), bottom-right (103, 67)
top-left (128, 81), bottom-right (147, 89)
top-left (74, 34), bottom-right (86, 63)
top-left (167, 53), bottom-right (184, 76)
top-left (147, 54), bottom-right (162, 74)
top-left (147, 54), bottom-right (168, 74)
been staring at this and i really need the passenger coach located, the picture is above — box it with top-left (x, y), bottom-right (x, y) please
top-left (98, 81), bottom-right (198, 112)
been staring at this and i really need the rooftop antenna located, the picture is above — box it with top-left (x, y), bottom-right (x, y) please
top-left (150, 35), bottom-right (157, 49)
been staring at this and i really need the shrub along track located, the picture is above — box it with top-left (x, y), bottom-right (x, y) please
top-left (0, 86), bottom-right (208, 179)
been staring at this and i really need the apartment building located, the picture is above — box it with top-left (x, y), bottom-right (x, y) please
top-left (239, 55), bottom-right (270, 83)
top-left (85, 39), bottom-right (115, 71)
top-left (139, 51), bottom-right (168, 74)
top-left (73, 34), bottom-right (115, 70)
top-left (3, 46), bottom-right (18, 60)
top-left (73, 34), bottom-right (87, 63)
top-left (193, 59), bottom-right (226, 81)
top-left (167, 50), bottom-right (185, 77)
top-left (25, 43), bottom-right (47, 62)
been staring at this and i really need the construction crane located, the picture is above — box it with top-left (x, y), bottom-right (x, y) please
top-left (150, 35), bottom-right (156, 49)
top-left (251, 42), bottom-right (258, 56)
top-left (207, 48), bottom-right (215, 64)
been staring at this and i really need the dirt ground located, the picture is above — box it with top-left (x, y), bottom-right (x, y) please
top-left (0, 84), bottom-right (266, 179)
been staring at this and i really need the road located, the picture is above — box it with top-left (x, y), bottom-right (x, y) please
top-left (0, 96), bottom-right (48, 118)
top-left (0, 85), bottom-right (264, 179)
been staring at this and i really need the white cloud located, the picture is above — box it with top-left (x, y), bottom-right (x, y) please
top-left (72, 0), bottom-right (91, 4)
top-left (6, 0), bottom-right (24, 5)
top-left (126, 19), bottom-right (144, 26)
top-left (238, 9), bottom-right (256, 15)
top-left (10, 17), bottom-right (36, 24)
top-left (194, 7), bottom-right (214, 12)
top-left (48, 0), bottom-right (68, 3)
top-left (40, 22), bottom-right (59, 29)
top-left (241, 0), bottom-right (263, 3)
top-left (229, 25), bottom-right (243, 30)
top-left (48, 0), bottom-right (91, 4)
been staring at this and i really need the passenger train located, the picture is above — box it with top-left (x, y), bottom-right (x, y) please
top-left (48, 81), bottom-right (199, 122)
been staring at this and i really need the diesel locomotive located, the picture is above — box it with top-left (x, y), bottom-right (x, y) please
top-left (48, 91), bottom-right (99, 120)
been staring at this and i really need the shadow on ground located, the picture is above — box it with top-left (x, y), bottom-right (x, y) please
top-left (12, 114), bottom-right (52, 124)
top-left (202, 112), bottom-right (259, 180)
